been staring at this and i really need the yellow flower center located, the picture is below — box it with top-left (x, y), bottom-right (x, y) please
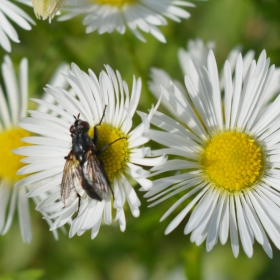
top-left (0, 127), bottom-right (31, 183)
top-left (88, 123), bottom-right (129, 182)
top-left (200, 131), bottom-right (264, 192)
top-left (93, 0), bottom-right (136, 6)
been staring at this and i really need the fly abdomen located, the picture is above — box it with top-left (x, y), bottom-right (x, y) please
top-left (82, 181), bottom-right (102, 201)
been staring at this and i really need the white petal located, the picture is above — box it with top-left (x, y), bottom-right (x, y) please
top-left (18, 187), bottom-right (32, 243)
top-left (206, 192), bottom-right (226, 252)
top-left (229, 196), bottom-right (239, 258)
top-left (235, 195), bottom-right (253, 257)
top-left (164, 183), bottom-right (208, 234)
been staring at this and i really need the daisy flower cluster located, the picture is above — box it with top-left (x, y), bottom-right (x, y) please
top-left (14, 64), bottom-right (164, 238)
top-left (145, 49), bottom-right (280, 258)
top-left (2, 0), bottom-right (280, 267)
top-left (0, 0), bottom-right (196, 246)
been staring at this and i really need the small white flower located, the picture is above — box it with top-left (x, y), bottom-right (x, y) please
top-left (150, 38), bottom-right (280, 107)
top-left (14, 63), bottom-right (164, 239)
top-left (0, 56), bottom-right (67, 242)
top-left (0, 0), bottom-right (35, 52)
top-left (145, 50), bottom-right (280, 258)
top-left (58, 0), bottom-right (195, 43)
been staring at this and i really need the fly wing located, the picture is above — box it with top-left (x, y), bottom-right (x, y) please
top-left (83, 149), bottom-right (112, 201)
top-left (61, 152), bottom-right (83, 206)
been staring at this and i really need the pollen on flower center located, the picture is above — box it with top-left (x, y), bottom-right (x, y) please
top-left (200, 131), bottom-right (264, 192)
top-left (88, 123), bottom-right (129, 181)
top-left (0, 127), bottom-right (32, 183)
top-left (93, 0), bottom-right (137, 6)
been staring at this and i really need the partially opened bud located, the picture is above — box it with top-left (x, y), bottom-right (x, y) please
top-left (32, 0), bottom-right (65, 20)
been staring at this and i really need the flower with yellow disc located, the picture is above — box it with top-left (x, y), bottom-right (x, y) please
top-left (0, 56), bottom-right (67, 242)
top-left (58, 0), bottom-right (195, 43)
top-left (144, 50), bottom-right (280, 258)
top-left (14, 63), bottom-right (164, 238)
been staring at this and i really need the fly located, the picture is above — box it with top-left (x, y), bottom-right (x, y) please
top-left (61, 105), bottom-right (125, 217)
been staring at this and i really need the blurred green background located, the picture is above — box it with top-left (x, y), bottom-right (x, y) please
top-left (1, 0), bottom-right (280, 279)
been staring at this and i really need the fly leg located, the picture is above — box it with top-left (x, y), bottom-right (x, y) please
top-left (93, 105), bottom-right (107, 145)
top-left (96, 137), bottom-right (127, 156)
top-left (72, 194), bottom-right (81, 220)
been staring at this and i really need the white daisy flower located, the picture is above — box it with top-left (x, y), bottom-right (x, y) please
top-left (0, 56), bottom-right (67, 242)
top-left (0, 0), bottom-right (35, 52)
top-left (58, 0), bottom-right (195, 43)
top-left (145, 50), bottom-right (280, 258)
top-left (150, 38), bottom-right (280, 107)
top-left (14, 63), bottom-right (164, 239)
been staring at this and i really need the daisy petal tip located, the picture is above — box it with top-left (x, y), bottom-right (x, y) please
top-left (267, 251), bottom-right (273, 259)
top-left (141, 178), bottom-right (153, 189)
top-left (26, 190), bottom-right (35, 198)
top-left (120, 224), bottom-right (126, 232)
top-left (91, 233), bottom-right (98, 240)
top-left (132, 209), bottom-right (140, 218)
top-left (233, 249), bottom-right (239, 258)
top-left (15, 180), bottom-right (24, 187)
top-left (35, 205), bottom-right (42, 211)
top-left (206, 244), bottom-right (213, 253)
top-left (143, 192), bottom-right (150, 198)
top-left (183, 227), bottom-right (192, 235)
top-left (247, 251), bottom-right (253, 258)
top-left (50, 224), bottom-right (57, 231)
top-left (11, 148), bottom-right (18, 154)
top-left (220, 239), bottom-right (227, 246)
top-left (260, 49), bottom-right (267, 58)
top-left (16, 169), bottom-right (23, 175)
top-left (159, 215), bottom-right (165, 222)
top-left (209, 49), bottom-right (215, 57)
top-left (164, 227), bottom-right (172, 235)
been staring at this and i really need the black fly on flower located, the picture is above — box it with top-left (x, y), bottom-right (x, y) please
top-left (62, 106), bottom-right (126, 216)
top-left (14, 64), bottom-right (165, 239)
